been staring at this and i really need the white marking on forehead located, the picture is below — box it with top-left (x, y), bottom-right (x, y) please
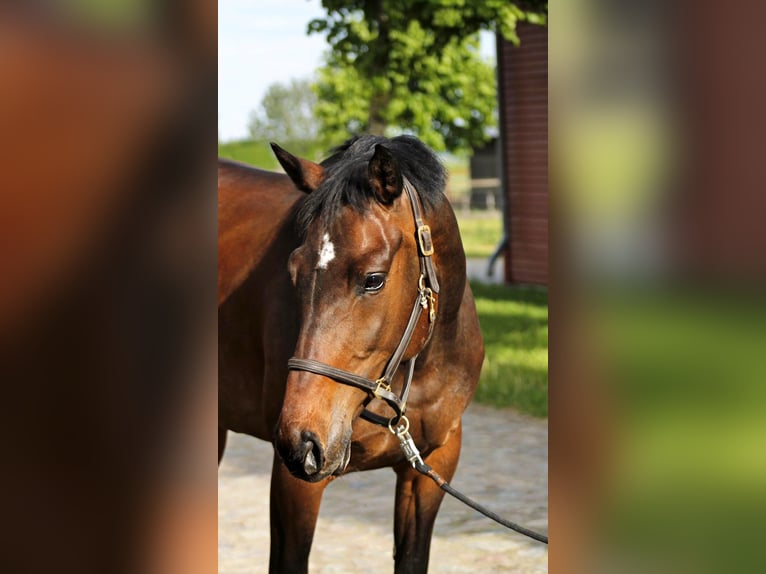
top-left (371, 217), bottom-right (391, 254)
top-left (317, 233), bottom-right (336, 269)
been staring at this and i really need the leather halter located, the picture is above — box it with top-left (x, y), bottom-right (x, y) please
top-left (287, 177), bottom-right (439, 427)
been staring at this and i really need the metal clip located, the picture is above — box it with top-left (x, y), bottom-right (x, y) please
top-left (398, 429), bottom-right (425, 468)
top-left (425, 288), bottom-right (436, 322)
top-left (388, 415), bottom-right (424, 468)
top-left (418, 275), bottom-right (429, 310)
top-left (418, 275), bottom-right (436, 322)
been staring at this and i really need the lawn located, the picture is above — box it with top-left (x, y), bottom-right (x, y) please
top-left (470, 282), bottom-right (548, 417)
top-left (218, 139), bottom-right (280, 171)
top-left (455, 212), bottom-right (503, 259)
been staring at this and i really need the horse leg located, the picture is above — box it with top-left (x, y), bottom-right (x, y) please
top-left (269, 451), bottom-right (327, 574)
top-left (218, 426), bottom-right (227, 464)
top-left (393, 422), bottom-right (462, 574)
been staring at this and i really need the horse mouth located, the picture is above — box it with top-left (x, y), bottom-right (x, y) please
top-left (332, 442), bottom-right (352, 476)
top-left (277, 437), bottom-right (352, 483)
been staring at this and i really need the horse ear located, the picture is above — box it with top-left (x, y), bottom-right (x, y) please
top-left (368, 144), bottom-right (403, 205)
top-left (270, 143), bottom-right (324, 193)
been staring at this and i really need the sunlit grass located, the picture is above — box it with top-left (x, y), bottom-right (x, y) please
top-left (218, 139), bottom-right (280, 171)
top-left (456, 213), bottom-right (503, 259)
top-left (470, 282), bottom-right (548, 417)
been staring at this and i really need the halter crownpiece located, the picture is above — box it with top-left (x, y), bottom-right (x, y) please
top-left (286, 176), bottom-right (438, 427)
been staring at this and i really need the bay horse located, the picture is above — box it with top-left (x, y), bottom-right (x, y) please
top-left (218, 135), bottom-right (484, 573)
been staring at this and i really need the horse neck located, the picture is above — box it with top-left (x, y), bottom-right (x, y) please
top-left (408, 197), bottom-right (474, 397)
top-left (430, 198), bottom-right (467, 329)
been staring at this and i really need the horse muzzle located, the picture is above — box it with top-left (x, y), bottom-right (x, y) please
top-left (274, 425), bottom-right (352, 482)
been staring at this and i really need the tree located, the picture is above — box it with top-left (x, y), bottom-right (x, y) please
top-left (309, 1), bottom-right (547, 153)
top-left (247, 78), bottom-right (323, 160)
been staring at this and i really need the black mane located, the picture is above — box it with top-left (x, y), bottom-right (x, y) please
top-left (296, 135), bottom-right (447, 233)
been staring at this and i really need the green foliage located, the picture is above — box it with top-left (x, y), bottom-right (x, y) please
top-left (309, 0), bottom-right (547, 153)
top-left (247, 78), bottom-right (324, 161)
top-left (471, 282), bottom-right (548, 417)
top-left (66, 0), bottom-right (152, 28)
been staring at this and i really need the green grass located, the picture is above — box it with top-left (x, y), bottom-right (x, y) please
top-left (218, 139), bottom-right (280, 170)
top-left (456, 212), bottom-right (503, 259)
top-left (470, 282), bottom-right (548, 417)
top-left (443, 158), bottom-right (472, 198)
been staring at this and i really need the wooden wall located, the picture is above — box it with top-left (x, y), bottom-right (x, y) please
top-left (497, 23), bottom-right (548, 285)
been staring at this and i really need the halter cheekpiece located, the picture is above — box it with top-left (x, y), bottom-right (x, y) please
top-left (287, 177), bottom-right (439, 427)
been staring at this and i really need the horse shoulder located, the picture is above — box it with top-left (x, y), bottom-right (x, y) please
top-left (417, 283), bottom-right (484, 443)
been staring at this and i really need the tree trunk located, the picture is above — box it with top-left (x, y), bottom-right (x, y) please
top-left (367, 0), bottom-right (389, 136)
top-left (368, 92), bottom-right (388, 136)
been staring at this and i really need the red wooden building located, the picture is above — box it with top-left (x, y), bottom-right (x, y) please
top-left (497, 23), bottom-right (548, 286)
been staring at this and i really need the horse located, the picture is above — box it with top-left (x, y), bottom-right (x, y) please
top-left (218, 135), bottom-right (485, 573)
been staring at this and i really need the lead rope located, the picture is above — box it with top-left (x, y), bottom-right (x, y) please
top-left (389, 416), bottom-right (549, 545)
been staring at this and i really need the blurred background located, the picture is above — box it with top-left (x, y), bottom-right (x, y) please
top-left (0, 1), bottom-right (216, 572)
top-left (550, 1), bottom-right (766, 573)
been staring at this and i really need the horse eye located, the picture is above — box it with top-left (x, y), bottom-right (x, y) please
top-left (363, 273), bottom-right (387, 292)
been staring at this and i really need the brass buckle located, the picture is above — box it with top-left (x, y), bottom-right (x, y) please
top-left (417, 224), bottom-right (434, 256)
top-left (373, 378), bottom-right (391, 399)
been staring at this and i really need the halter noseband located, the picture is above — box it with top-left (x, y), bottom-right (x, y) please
top-left (286, 177), bottom-right (439, 427)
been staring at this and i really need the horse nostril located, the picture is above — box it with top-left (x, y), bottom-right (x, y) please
top-left (301, 431), bottom-right (323, 476)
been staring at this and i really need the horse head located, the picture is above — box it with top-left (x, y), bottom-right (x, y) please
top-left (272, 136), bottom-right (448, 482)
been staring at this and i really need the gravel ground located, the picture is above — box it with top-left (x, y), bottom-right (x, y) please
top-left (218, 403), bottom-right (548, 573)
